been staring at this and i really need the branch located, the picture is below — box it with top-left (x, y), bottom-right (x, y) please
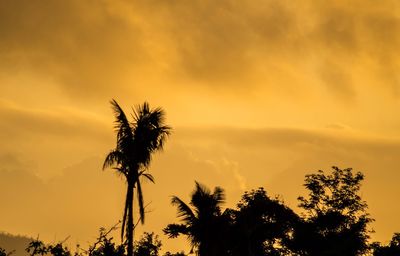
top-left (84, 221), bottom-right (121, 256)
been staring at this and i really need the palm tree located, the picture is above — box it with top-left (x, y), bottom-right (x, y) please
top-left (163, 182), bottom-right (228, 256)
top-left (103, 99), bottom-right (171, 256)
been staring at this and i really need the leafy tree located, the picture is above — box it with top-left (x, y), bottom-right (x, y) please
top-left (227, 188), bottom-right (299, 256)
top-left (134, 232), bottom-right (162, 256)
top-left (163, 182), bottom-right (228, 256)
top-left (103, 100), bottom-right (171, 256)
top-left (372, 233), bottom-right (400, 256)
top-left (25, 225), bottom-right (124, 256)
top-left (87, 226), bottom-right (124, 256)
top-left (26, 239), bottom-right (71, 256)
top-left (163, 252), bottom-right (185, 256)
top-left (0, 248), bottom-right (13, 256)
top-left (89, 237), bottom-right (124, 256)
top-left (291, 166), bottom-right (373, 256)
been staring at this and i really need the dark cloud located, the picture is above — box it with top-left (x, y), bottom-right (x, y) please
top-left (1, 0), bottom-right (399, 99)
top-left (0, 0), bottom-right (148, 98)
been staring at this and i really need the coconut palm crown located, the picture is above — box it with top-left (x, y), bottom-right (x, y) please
top-left (164, 181), bottom-right (227, 256)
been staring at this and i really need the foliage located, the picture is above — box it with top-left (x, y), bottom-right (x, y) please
top-left (163, 252), bottom-right (185, 256)
top-left (133, 233), bottom-right (161, 256)
top-left (87, 226), bottom-right (125, 256)
top-left (4, 163), bottom-right (398, 256)
top-left (25, 224), bottom-right (124, 256)
top-left (22, 229), bottom-right (177, 256)
top-left (26, 239), bottom-right (71, 256)
top-left (292, 166), bottom-right (373, 256)
top-left (0, 248), bottom-right (13, 256)
top-left (227, 188), bottom-right (300, 256)
top-left (372, 233), bottom-right (400, 256)
top-left (163, 181), bottom-right (228, 256)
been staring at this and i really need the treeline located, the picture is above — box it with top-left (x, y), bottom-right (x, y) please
top-left (2, 101), bottom-right (398, 256)
top-left (1, 166), bottom-right (399, 256)
top-left (163, 166), bottom-right (399, 256)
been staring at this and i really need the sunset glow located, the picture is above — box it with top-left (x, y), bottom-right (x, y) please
top-left (1, 0), bottom-right (400, 253)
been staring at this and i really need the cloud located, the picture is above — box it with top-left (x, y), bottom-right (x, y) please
top-left (1, 0), bottom-right (400, 100)
top-left (0, 0), bottom-right (148, 99)
top-left (0, 100), bottom-right (108, 139)
top-left (1, 0), bottom-right (400, 250)
top-left (0, 100), bottom-right (113, 178)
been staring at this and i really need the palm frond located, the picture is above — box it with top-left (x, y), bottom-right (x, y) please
top-left (110, 100), bottom-right (131, 134)
top-left (113, 167), bottom-right (128, 178)
top-left (194, 181), bottom-right (211, 196)
top-left (171, 196), bottom-right (195, 223)
top-left (213, 186), bottom-right (226, 205)
top-left (103, 149), bottom-right (124, 170)
top-left (141, 172), bottom-right (155, 183)
top-left (136, 179), bottom-right (145, 224)
top-left (163, 224), bottom-right (189, 238)
top-left (150, 126), bottom-right (171, 151)
top-left (110, 99), bottom-right (134, 153)
top-left (133, 102), bottom-right (150, 123)
top-left (191, 181), bottom-right (212, 207)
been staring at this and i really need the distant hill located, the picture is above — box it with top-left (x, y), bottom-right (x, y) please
top-left (0, 232), bottom-right (32, 256)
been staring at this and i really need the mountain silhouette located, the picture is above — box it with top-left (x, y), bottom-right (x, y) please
top-left (0, 232), bottom-right (32, 256)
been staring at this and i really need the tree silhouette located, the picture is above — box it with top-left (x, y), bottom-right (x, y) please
top-left (163, 252), bottom-right (185, 256)
top-left (25, 224), bottom-right (124, 256)
top-left (134, 232), bottom-right (162, 256)
top-left (26, 239), bottom-right (71, 256)
top-left (227, 188), bottom-right (299, 256)
top-left (163, 182), bottom-right (228, 256)
top-left (291, 166), bottom-right (373, 256)
top-left (372, 233), bottom-right (400, 256)
top-left (103, 100), bottom-right (171, 256)
top-left (0, 248), bottom-right (13, 256)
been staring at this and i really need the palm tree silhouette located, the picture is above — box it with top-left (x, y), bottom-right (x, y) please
top-left (103, 99), bottom-right (171, 256)
top-left (163, 182), bottom-right (228, 256)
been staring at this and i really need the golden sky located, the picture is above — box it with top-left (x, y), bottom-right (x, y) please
top-left (1, 0), bottom-right (400, 253)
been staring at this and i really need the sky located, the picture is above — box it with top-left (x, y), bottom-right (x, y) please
top-left (1, 0), bottom-right (400, 253)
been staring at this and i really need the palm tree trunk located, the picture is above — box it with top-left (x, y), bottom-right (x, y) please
top-left (126, 184), bottom-right (134, 256)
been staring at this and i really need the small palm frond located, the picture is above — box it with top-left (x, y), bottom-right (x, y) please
top-left (132, 102), bottom-right (150, 123)
top-left (136, 179), bottom-right (145, 224)
top-left (194, 181), bottom-right (211, 197)
top-left (110, 100), bottom-right (131, 134)
top-left (150, 126), bottom-right (171, 151)
top-left (213, 186), bottom-right (226, 205)
top-left (191, 181), bottom-right (212, 208)
top-left (140, 172), bottom-right (155, 183)
top-left (163, 224), bottom-right (189, 238)
top-left (113, 167), bottom-right (128, 178)
top-left (103, 149), bottom-right (124, 170)
top-left (171, 196), bottom-right (196, 223)
top-left (110, 99), bottom-right (134, 152)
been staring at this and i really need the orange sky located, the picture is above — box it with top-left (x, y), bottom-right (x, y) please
top-left (1, 0), bottom-right (400, 253)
